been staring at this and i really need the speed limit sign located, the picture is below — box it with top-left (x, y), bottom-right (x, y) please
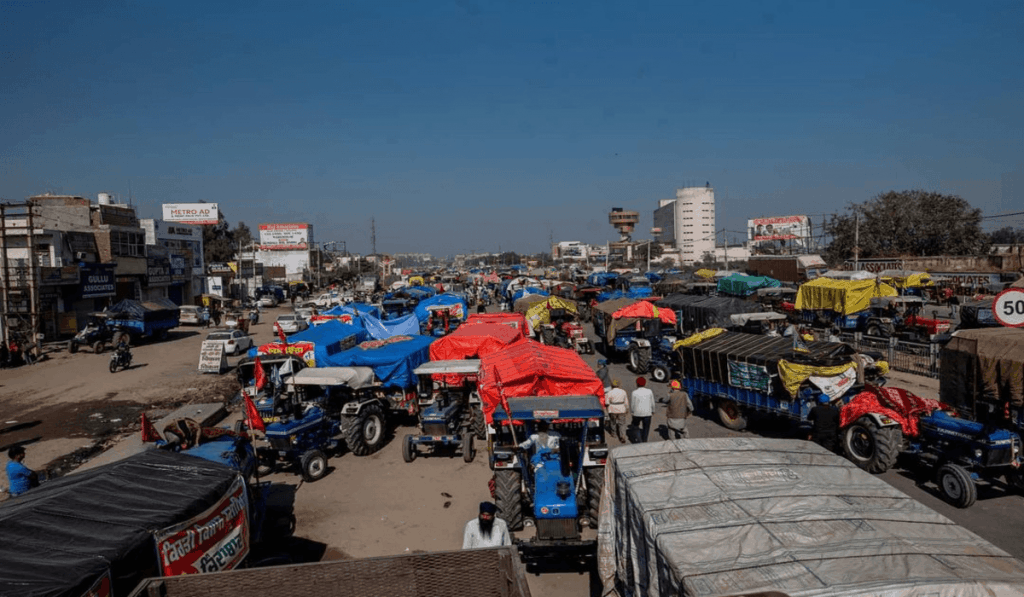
top-left (993, 288), bottom-right (1024, 327)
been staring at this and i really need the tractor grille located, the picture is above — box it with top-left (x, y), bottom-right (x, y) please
top-left (422, 422), bottom-right (449, 436)
top-left (267, 435), bottom-right (291, 450)
top-left (536, 518), bottom-right (579, 541)
top-left (985, 446), bottom-right (1013, 467)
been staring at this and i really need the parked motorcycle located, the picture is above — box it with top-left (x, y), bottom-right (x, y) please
top-left (109, 346), bottom-right (133, 373)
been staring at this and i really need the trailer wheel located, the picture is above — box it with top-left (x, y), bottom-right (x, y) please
top-left (866, 324), bottom-right (882, 338)
top-left (629, 345), bottom-right (651, 374)
top-left (342, 402), bottom-right (387, 456)
top-left (462, 431), bottom-right (475, 463)
top-left (93, 341), bottom-right (105, 354)
top-left (402, 434), bottom-right (416, 463)
top-left (494, 470), bottom-right (524, 531)
top-left (937, 463), bottom-right (977, 508)
top-left (841, 417), bottom-right (901, 474)
top-left (300, 449), bottom-right (328, 482)
top-left (650, 364), bottom-right (669, 384)
top-left (585, 467), bottom-right (604, 529)
top-left (470, 407), bottom-right (487, 440)
top-left (716, 399), bottom-right (747, 431)
top-left (68, 340), bottom-right (78, 354)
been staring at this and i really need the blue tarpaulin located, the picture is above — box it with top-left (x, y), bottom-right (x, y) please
top-left (511, 287), bottom-right (548, 303)
top-left (323, 302), bottom-right (382, 320)
top-left (597, 288), bottom-right (652, 303)
top-left (329, 334), bottom-right (435, 388)
top-left (587, 272), bottom-right (619, 287)
top-left (248, 320), bottom-right (368, 366)
top-left (414, 293), bottom-right (469, 322)
top-left (361, 312), bottom-right (422, 340)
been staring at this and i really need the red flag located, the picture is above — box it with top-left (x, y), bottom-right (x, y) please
top-left (141, 412), bottom-right (161, 443)
top-left (254, 356), bottom-right (267, 390)
top-left (276, 323), bottom-right (288, 345)
top-left (243, 392), bottom-right (266, 433)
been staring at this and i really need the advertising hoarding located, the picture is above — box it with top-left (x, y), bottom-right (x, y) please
top-left (162, 203), bottom-right (219, 226)
top-left (259, 223), bottom-right (310, 251)
top-left (748, 215), bottom-right (811, 242)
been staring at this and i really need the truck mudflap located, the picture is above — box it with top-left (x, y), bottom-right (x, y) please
top-left (515, 537), bottom-right (596, 571)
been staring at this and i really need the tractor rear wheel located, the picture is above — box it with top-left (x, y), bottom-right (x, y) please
top-left (937, 463), bottom-right (977, 508)
top-left (651, 364), bottom-right (669, 383)
top-left (716, 399), bottom-right (747, 431)
top-left (342, 402), bottom-right (387, 456)
top-left (462, 431), bottom-right (475, 463)
top-left (585, 467), bottom-right (604, 529)
top-left (629, 345), bottom-right (651, 374)
top-left (470, 407), bottom-right (487, 440)
top-left (841, 417), bottom-right (902, 474)
top-left (542, 328), bottom-right (555, 345)
top-left (300, 449), bottom-right (328, 482)
top-left (494, 469), bottom-right (524, 531)
top-left (1005, 469), bottom-right (1024, 495)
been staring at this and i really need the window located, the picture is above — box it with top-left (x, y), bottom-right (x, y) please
top-left (111, 231), bottom-right (144, 257)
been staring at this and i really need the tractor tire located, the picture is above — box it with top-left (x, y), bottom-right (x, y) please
top-left (462, 431), bottom-right (476, 463)
top-left (542, 328), bottom-right (555, 346)
top-left (68, 340), bottom-right (78, 354)
top-left (342, 402), bottom-right (387, 456)
top-left (402, 434), bottom-right (416, 463)
top-left (841, 418), bottom-right (902, 474)
top-left (93, 341), bottom-right (105, 354)
top-left (300, 449), bottom-right (328, 483)
top-left (256, 450), bottom-right (277, 477)
top-left (716, 399), bottom-right (747, 431)
top-left (650, 364), bottom-right (670, 384)
top-left (629, 345), bottom-right (651, 374)
top-left (470, 407), bottom-right (487, 440)
top-left (494, 469), bottom-right (524, 531)
top-left (866, 324), bottom-right (882, 338)
top-left (585, 467), bottom-right (604, 529)
top-left (937, 463), bottom-right (977, 508)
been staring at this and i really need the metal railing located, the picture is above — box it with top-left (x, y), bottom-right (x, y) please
top-left (840, 332), bottom-right (940, 379)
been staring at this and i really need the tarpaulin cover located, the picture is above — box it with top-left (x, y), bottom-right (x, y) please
top-left (694, 268), bottom-right (715, 279)
top-left (414, 293), bottom-right (469, 323)
top-left (327, 334), bottom-right (434, 388)
top-left (323, 302), bottom-right (381, 319)
top-left (524, 296), bottom-right (578, 330)
top-left (0, 450), bottom-right (239, 597)
top-left (795, 277), bottom-right (898, 315)
top-left (941, 328), bottom-right (1024, 412)
top-left (106, 298), bottom-right (180, 322)
top-left (610, 301), bottom-right (676, 325)
top-left (958, 300), bottom-right (999, 329)
top-left (511, 287), bottom-right (548, 304)
top-left (466, 313), bottom-right (529, 336)
top-left (429, 323), bottom-right (524, 361)
top-left (777, 359), bottom-right (857, 397)
top-left (658, 295), bottom-right (765, 334)
top-left (597, 438), bottom-right (1024, 597)
top-left (593, 298), bottom-right (640, 341)
top-left (479, 340), bottom-right (605, 423)
top-left (361, 312), bottom-right (422, 340)
top-left (513, 293), bottom-right (549, 314)
top-left (250, 320), bottom-right (367, 364)
top-left (716, 273), bottom-right (781, 297)
top-left (841, 385), bottom-right (947, 438)
top-left (596, 288), bottom-right (653, 303)
top-left (881, 270), bottom-right (934, 288)
top-left (587, 272), bottom-right (620, 287)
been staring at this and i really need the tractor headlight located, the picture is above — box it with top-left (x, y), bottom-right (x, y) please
top-left (975, 449), bottom-right (983, 459)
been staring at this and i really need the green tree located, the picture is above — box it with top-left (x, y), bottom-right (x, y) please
top-left (233, 222), bottom-right (254, 250)
top-left (989, 226), bottom-right (1024, 244)
top-left (202, 209), bottom-right (234, 263)
top-left (825, 190), bottom-right (989, 263)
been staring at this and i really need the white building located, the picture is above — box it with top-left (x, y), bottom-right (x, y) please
top-left (140, 219), bottom-right (206, 302)
top-left (256, 223), bottom-right (313, 283)
top-left (653, 185), bottom-right (716, 265)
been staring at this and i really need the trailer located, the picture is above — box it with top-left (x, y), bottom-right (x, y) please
top-left (940, 327), bottom-right (1024, 433)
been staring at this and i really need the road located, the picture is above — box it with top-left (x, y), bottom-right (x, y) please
top-left (1, 304), bottom-right (1021, 597)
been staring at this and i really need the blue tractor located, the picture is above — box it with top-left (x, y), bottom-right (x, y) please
top-left (402, 360), bottom-right (484, 463)
top-left (489, 396), bottom-right (607, 570)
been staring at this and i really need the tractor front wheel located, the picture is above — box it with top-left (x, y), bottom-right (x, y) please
top-left (402, 434), bottom-right (417, 463)
top-left (494, 469), bottom-right (524, 531)
top-left (93, 341), bottom-right (105, 354)
top-left (342, 402), bottom-right (387, 456)
top-left (937, 463), bottom-right (977, 508)
top-left (841, 417), bottom-right (902, 474)
top-left (651, 364), bottom-right (669, 384)
top-left (68, 340), bottom-right (78, 354)
top-left (462, 431), bottom-right (475, 463)
top-left (300, 449), bottom-right (328, 482)
top-left (470, 406), bottom-right (487, 440)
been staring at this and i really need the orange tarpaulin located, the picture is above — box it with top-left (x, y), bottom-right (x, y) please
top-left (478, 339), bottom-right (606, 424)
top-left (429, 323), bottom-right (524, 361)
top-left (611, 301), bottom-right (677, 325)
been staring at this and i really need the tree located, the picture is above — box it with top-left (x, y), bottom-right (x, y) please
top-left (202, 210), bottom-right (235, 263)
top-left (989, 226), bottom-right (1024, 244)
top-left (233, 222), bottom-right (253, 250)
top-left (824, 190), bottom-right (989, 263)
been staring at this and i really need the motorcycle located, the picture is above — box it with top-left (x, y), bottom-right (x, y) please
top-left (109, 346), bottom-right (133, 373)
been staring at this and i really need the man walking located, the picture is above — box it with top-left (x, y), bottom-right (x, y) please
top-left (605, 379), bottom-right (629, 443)
top-left (630, 377), bottom-right (656, 443)
top-left (462, 501), bottom-right (512, 549)
top-left (664, 380), bottom-right (694, 439)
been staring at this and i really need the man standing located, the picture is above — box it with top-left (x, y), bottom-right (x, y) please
top-left (605, 379), bottom-right (629, 443)
top-left (6, 446), bottom-right (39, 498)
top-left (808, 394), bottom-right (840, 453)
top-left (630, 377), bottom-right (656, 443)
top-left (462, 501), bottom-right (512, 549)
top-left (596, 360), bottom-right (611, 390)
top-left (664, 380), bottom-right (694, 439)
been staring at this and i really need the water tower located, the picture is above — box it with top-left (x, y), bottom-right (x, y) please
top-left (608, 207), bottom-right (639, 242)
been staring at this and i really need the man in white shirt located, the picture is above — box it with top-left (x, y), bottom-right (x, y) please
top-left (518, 420), bottom-right (561, 452)
top-left (605, 379), bottom-right (630, 443)
top-left (630, 377), bottom-right (656, 443)
top-left (462, 501), bottom-right (512, 549)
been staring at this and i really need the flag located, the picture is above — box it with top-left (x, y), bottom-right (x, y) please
top-left (276, 322), bottom-right (288, 344)
top-left (243, 392), bottom-right (266, 433)
top-left (254, 356), bottom-right (267, 390)
top-left (141, 412), bottom-right (161, 443)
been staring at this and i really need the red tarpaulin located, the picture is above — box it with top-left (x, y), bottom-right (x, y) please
top-left (611, 301), bottom-right (677, 325)
top-left (465, 312), bottom-right (529, 335)
top-left (479, 339), bottom-right (606, 423)
top-left (429, 323), bottom-right (525, 361)
top-left (840, 385), bottom-right (949, 438)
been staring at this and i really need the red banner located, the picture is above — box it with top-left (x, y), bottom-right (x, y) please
top-left (80, 571), bottom-right (112, 597)
top-left (155, 476), bottom-right (249, 575)
top-left (256, 340), bottom-right (316, 366)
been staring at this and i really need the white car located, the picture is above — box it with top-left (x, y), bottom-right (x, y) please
top-left (205, 329), bottom-right (253, 356)
top-left (258, 295), bottom-right (279, 308)
top-left (312, 292), bottom-right (342, 308)
top-left (275, 314), bottom-right (309, 334)
top-left (294, 307), bottom-right (315, 323)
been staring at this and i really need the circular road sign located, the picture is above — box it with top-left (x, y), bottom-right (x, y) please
top-left (993, 288), bottom-right (1024, 328)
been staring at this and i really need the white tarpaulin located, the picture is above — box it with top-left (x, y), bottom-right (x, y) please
top-left (598, 438), bottom-right (1024, 597)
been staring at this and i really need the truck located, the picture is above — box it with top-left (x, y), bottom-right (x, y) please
top-left (940, 327), bottom-right (1024, 434)
top-left (598, 438), bottom-right (1024, 597)
top-left (591, 298), bottom-right (675, 372)
top-left (746, 253), bottom-right (828, 284)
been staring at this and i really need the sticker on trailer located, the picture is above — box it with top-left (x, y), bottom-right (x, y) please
top-left (993, 289), bottom-right (1024, 328)
top-left (532, 410), bottom-right (559, 418)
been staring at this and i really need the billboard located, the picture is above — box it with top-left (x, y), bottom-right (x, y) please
top-left (748, 215), bottom-right (811, 242)
top-left (162, 203), bottom-right (219, 226)
top-left (259, 223), bottom-right (310, 251)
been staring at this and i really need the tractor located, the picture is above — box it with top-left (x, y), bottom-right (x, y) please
top-left (402, 360), bottom-right (486, 463)
top-left (538, 308), bottom-right (593, 355)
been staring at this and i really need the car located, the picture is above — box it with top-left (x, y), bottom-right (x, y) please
top-left (205, 329), bottom-right (254, 356)
top-left (275, 314), bottom-right (309, 334)
top-left (258, 295), bottom-right (279, 308)
top-left (178, 305), bottom-right (210, 326)
top-left (312, 292), bottom-right (342, 308)
top-left (294, 307), bottom-right (315, 323)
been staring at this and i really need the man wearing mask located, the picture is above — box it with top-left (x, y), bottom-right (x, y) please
top-left (462, 501), bottom-right (512, 549)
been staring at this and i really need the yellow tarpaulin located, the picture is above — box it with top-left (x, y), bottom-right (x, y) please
top-left (525, 296), bottom-right (578, 330)
top-left (794, 277), bottom-right (897, 315)
top-left (777, 360), bottom-right (857, 397)
top-left (695, 269), bottom-right (716, 280)
top-left (408, 276), bottom-right (425, 286)
top-left (673, 328), bottom-right (726, 350)
top-left (883, 272), bottom-right (934, 288)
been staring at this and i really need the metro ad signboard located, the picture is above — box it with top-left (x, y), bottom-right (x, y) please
top-left (259, 223), bottom-right (310, 251)
top-left (162, 203), bottom-right (219, 226)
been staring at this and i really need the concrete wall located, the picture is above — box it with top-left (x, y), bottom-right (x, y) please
top-left (29, 195), bottom-right (93, 230)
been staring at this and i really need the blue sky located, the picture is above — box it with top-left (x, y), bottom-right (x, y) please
top-left (2, 0), bottom-right (1022, 256)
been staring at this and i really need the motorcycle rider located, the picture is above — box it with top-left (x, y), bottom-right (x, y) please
top-left (114, 336), bottom-right (132, 368)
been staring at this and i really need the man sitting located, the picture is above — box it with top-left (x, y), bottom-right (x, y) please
top-left (518, 420), bottom-right (561, 453)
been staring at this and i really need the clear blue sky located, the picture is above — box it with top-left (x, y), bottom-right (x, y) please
top-left (2, 0), bottom-right (1022, 257)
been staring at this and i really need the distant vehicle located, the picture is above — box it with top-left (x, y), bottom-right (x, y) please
top-left (294, 307), bottom-right (315, 323)
top-left (275, 313), bottom-right (309, 334)
top-left (205, 329), bottom-right (254, 355)
top-left (178, 305), bottom-right (210, 326)
top-left (313, 292), bottom-right (342, 308)
top-left (258, 295), bottom-right (279, 308)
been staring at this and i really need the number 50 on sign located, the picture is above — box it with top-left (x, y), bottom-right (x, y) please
top-left (993, 289), bottom-right (1024, 328)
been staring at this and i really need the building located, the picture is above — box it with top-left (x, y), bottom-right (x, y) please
top-left (140, 219), bottom-right (206, 303)
top-left (653, 185), bottom-right (716, 265)
top-left (552, 241), bottom-right (589, 261)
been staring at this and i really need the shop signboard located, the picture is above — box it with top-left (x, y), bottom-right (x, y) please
top-left (40, 265), bottom-right (80, 285)
top-left (79, 264), bottom-right (116, 299)
top-left (170, 254), bottom-right (189, 282)
top-left (146, 256), bottom-right (171, 286)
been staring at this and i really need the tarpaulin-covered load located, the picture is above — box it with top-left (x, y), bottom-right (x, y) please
top-left (328, 302), bottom-right (382, 319)
top-left (253, 319), bottom-right (366, 366)
top-left (0, 450), bottom-right (244, 597)
top-left (361, 312), bottom-right (421, 340)
top-left (611, 300), bottom-right (676, 325)
top-left (694, 268), bottom-right (715, 279)
top-left (466, 312), bottom-right (529, 336)
top-left (941, 328), bottom-right (1024, 418)
top-left (880, 269), bottom-right (935, 288)
top-left (596, 288), bottom-right (654, 303)
top-left (795, 277), bottom-right (897, 315)
top-left (660, 295), bottom-right (770, 334)
top-left (597, 438), bottom-right (1024, 597)
top-left (524, 296), bottom-right (578, 330)
top-left (327, 334), bottom-right (434, 389)
top-left (592, 297), bottom-right (641, 342)
top-left (587, 271), bottom-right (619, 287)
top-left (512, 292), bottom-right (549, 314)
top-left (107, 298), bottom-right (180, 322)
top-left (958, 299), bottom-right (1000, 329)
top-left (716, 273), bottom-right (781, 297)
top-left (478, 340), bottom-right (605, 423)
top-left (413, 293), bottom-right (469, 323)
top-left (429, 323), bottom-right (524, 361)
